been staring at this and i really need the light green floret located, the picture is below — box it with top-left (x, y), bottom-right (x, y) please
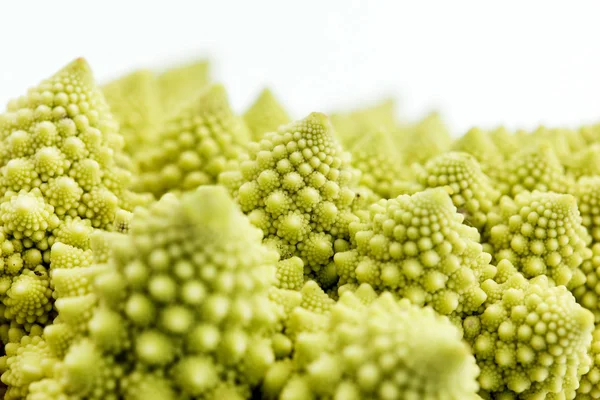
top-left (580, 123), bottom-right (600, 145)
top-left (243, 88), bottom-right (291, 141)
top-left (494, 144), bottom-right (573, 197)
top-left (486, 190), bottom-right (591, 286)
top-left (285, 281), bottom-right (335, 337)
top-left (24, 186), bottom-right (282, 400)
top-left (0, 58), bottom-right (149, 338)
top-left (136, 84), bottom-right (250, 196)
top-left (452, 128), bottom-right (503, 176)
top-left (0, 241), bottom-right (110, 399)
top-left (330, 98), bottom-right (397, 149)
top-left (264, 286), bottom-right (481, 400)
top-left (416, 152), bottom-right (500, 230)
top-left (395, 111), bottom-right (452, 166)
top-left (571, 243), bottom-right (600, 323)
top-left (349, 129), bottom-right (412, 199)
top-left (335, 188), bottom-right (495, 319)
top-left (526, 126), bottom-right (586, 165)
top-left (219, 112), bottom-right (360, 280)
top-left (574, 176), bottom-right (600, 242)
top-left (563, 144), bottom-right (600, 180)
top-left (274, 256), bottom-right (305, 291)
top-left (489, 126), bottom-right (520, 159)
top-left (524, 127), bottom-right (571, 164)
top-left (268, 279), bottom-right (336, 362)
top-left (465, 273), bottom-right (593, 399)
top-left (0, 331), bottom-right (53, 400)
top-left (577, 327), bottom-right (600, 399)
top-left (350, 185), bottom-right (383, 223)
top-left (102, 69), bottom-right (163, 162)
top-left (157, 59), bottom-right (210, 117)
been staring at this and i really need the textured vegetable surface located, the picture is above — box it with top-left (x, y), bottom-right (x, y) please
top-left (0, 57), bottom-right (599, 399)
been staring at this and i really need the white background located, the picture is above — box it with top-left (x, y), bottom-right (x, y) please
top-left (0, 0), bottom-right (599, 136)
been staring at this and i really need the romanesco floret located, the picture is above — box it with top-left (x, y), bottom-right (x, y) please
top-left (349, 128), bottom-right (410, 199)
top-left (330, 98), bottom-right (397, 149)
top-left (486, 190), bottom-right (591, 286)
top-left (0, 58), bottom-right (148, 338)
top-left (102, 69), bottom-right (163, 162)
top-left (274, 256), bottom-right (305, 291)
top-left (136, 84), bottom-right (250, 196)
top-left (272, 280), bottom-right (335, 344)
top-left (527, 126), bottom-right (582, 165)
top-left (494, 144), bottom-right (572, 197)
top-left (27, 186), bottom-right (281, 399)
top-left (265, 286), bottom-right (481, 400)
top-left (580, 123), bottom-right (600, 145)
top-left (574, 176), bottom-right (600, 242)
top-left (243, 89), bottom-right (291, 141)
top-left (571, 243), bottom-right (600, 323)
top-left (416, 151), bottom-right (500, 230)
top-left (577, 327), bottom-right (600, 399)
top-left (489, 126), bottom-right (520, 159)
top-left (1, 332), bottom-right (53, 399)
top-left (219, 112), bottom-right (360, 277)
top-left (564, 144), bottom-right (600, 180)
top-left (157, 59), bottom-right (210, 117)
top-left (451, 128), bottom-right (503, 176)
top-left (335, 188), bottom-right (493, 318)
top-left (465, 273), bottom-right (594, 398)
top-left (395, 111), bottom-right (452, 166)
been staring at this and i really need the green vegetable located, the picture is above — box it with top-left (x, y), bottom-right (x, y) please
top-left (0, 58), bottom-right (149, 348)
top-left (0, 56), bottom-right (599, 400)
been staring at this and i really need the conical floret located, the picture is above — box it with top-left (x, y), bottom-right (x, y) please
top-left (102, 69), bottom-right (163, 160)
top-left (266, 289), bottom-right (480, 400)
top-left (220, 112), bottom-right (360, 280)
top-left (335, 188), bottom-right (494, 318)
top-left (9, 186), bottom-right (282, 399)
top-left (243, 88), bottom-right (291, 141)
top-left (136, 84), bottom-right (249, 196)
top-left (0, 58), bottom-right (148, 337)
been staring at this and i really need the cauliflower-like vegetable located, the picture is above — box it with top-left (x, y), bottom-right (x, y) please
top-left (395, 111), bottom-right (452, 166)
top-left (494, 144), bottom-right (572, 197)
top-left (330, 98), bottom-right (397, 149)
top-left (574, 176), bottom-right (600, 242)
top-left (416, 152), bottom-right (500, 230)
top-left (0, 58), bottom-right (149, 338)
top-left (580, 123), bottom-right (600, 145)
top-left (1, 331), bottom-right (52, 399)
top-left (243, 89), bottom-right (291, 141)
top-left (571, 243), bottom-right (600, 323)
top-left (577, 327), bottom-right (600, 399)
top-left (3, 55), bottom-right (600, 400)
top-left (489, 126), bottom-right (520, 159)
top-left (452, 128), bottom-right (503, 176)
top-left (102, 69), bottom-right (163, 162)
top-left (219, 112), bottom-right (360, 277)
top-left (136, 84), bottom-right (250, 196)
top-left (465, 273), bottom-right (593, 398)
top-left (335, 188), bottom-right (493, 318)
top-left (349, 129), bottom-right (410, 199)
top-left (564, 144), bottom-right (600, 180)
top-left (157, 59), bottom-right (210, 117)
top-left (486, 190), bottom-right (591, 286)
top-left (19, 186), bottom-right (281, 399)
top-left (264, 285), bottom-right (481, 400)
